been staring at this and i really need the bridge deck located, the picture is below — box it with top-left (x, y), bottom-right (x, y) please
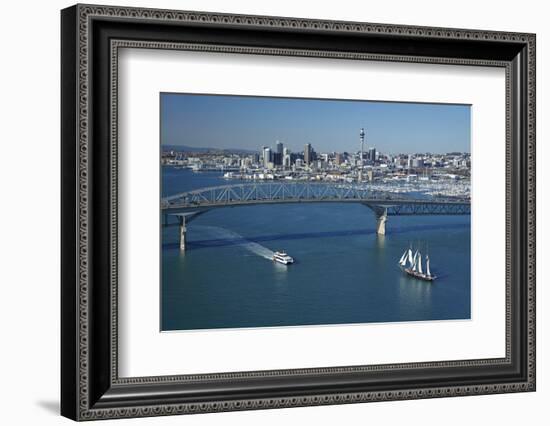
top-left (162, 182), bottom-right (469, 213)
top-left (162, 183), bottom-right (470, 238)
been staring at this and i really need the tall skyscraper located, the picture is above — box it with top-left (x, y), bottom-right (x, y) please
top-left (272, 152), bottom-right (282, 166)
top-left (304, 143), bottom-right (313, 165)
top-left (263, 147), bottom-right (272, 168)
top-left (276, 141), bottom-right (284, 156)
top-left (369, 147), bottom-right (376, 162)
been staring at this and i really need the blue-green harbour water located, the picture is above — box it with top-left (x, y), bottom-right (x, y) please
top-left (161, 167), bottom-right (471, 331)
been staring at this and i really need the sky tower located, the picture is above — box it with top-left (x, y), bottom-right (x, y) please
top-left (360, 128), bottom-right (365, 161)
top-left (359, 127), bottom-right (365, 182)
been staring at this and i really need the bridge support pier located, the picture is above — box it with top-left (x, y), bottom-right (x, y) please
top-left (375, 208), bottom-right (388, 236)
top-left (362, 203), bottom-right (389, 235)
top-left (179, 216), bottom-right (187, 251)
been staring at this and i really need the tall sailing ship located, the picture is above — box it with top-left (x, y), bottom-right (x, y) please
top-left (398, 247), bottom-right (436, 281)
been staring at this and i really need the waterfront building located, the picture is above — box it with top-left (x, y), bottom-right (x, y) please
top-left (240, 158), bottom-right (252, 168)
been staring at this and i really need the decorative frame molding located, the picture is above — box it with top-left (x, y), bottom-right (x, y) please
top-left (61, 4), bottom-right (535, 421)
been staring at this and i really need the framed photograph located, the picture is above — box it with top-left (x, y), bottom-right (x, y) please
top-left (61, 4), bottom-right (536, 421)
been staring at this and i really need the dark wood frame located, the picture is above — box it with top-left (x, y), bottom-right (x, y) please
top-left (61, 3), bottom-right (536, 421)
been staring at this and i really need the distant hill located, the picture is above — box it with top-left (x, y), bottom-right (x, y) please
top-left (162, 144), bottom-right (258, 154)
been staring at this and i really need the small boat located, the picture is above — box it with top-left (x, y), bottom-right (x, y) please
top-left (272, 251), bottom-right (294, 265)
top-left (398, 247), bottom-right (436, 281)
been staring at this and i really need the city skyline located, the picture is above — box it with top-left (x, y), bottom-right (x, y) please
top-left (161, 93), bottom-right (471, 155)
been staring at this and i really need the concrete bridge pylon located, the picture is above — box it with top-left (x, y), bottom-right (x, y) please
top-left (376, 209), bottom-right (388, 236)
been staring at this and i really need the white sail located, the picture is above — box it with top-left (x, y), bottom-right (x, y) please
top-left (407, 249), bottom-right (414, 267)
top-left (426, 256), bottom-right (431, 276)
top-left (399, 250), bottom-right (408, 266)
top-left (412, 251), bottom-right (419, 272)
top-left (417, 253), bottom-right (423, 274)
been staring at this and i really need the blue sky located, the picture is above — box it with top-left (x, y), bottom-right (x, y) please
top-left (160, 93), bottom-right (470, 154)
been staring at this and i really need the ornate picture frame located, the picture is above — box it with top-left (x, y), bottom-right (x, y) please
top-left (61, 4), bottom-right (535, 421)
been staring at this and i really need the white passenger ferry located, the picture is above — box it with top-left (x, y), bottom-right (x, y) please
top-left (272, 251), bottom-right (294, 265)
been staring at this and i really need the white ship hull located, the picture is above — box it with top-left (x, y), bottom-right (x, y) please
top-left (273, 257), bottom-right (293, 265)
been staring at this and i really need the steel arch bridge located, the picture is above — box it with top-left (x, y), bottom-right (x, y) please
top-left (161, 182), bottom-right (470, 250)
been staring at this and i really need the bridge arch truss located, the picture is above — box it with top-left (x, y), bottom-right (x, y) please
top-left (162, 182), bottom-right (470, 246)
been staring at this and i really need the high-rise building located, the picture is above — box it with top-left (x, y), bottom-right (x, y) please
top-left (412, 158), bottom-right (423, 168)
top-left (304, 143), bottom-right (313, 165)
top-left (272, 152), bottom-right (282, 166)
top-left (276, 141), bottom-right (284, 156)
top-left (283, 147), bottom-right (291, 168)
top-left (335, 153), bottom-right (343, 165)
top-left (263, 147), bottom-right (272, 168)
top-left (369, 147), bottom-right (376, 162)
